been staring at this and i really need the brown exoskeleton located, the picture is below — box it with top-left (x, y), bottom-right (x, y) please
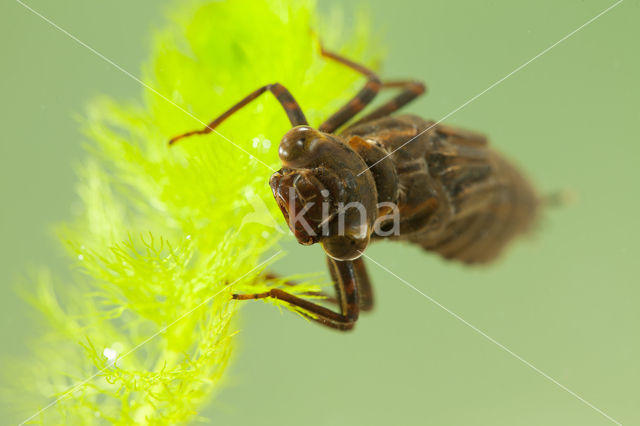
top-left (170, 46), bottom-right (538, 331)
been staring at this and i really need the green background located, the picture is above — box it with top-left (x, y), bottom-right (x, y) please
top-left (1, 0), bottom-right (638, 424)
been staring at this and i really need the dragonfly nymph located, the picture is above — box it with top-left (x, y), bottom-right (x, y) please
top-left (170, 46), bottom-right (538, 331)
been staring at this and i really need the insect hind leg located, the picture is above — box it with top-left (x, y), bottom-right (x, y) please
top-left (318, 47), bottom-right (382, 133)
top-left (350, 80), bottom-right (426, 127)
top-left (318, 45), bottom-right (426, 132)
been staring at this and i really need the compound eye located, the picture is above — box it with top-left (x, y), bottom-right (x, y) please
top-left (279, 138), bottom-right (305, 160)
top-left (279, 126), bottom-right (314, 167)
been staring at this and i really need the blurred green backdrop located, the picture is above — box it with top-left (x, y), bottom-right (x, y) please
top-left (1, 0), bottom-right (638, 425)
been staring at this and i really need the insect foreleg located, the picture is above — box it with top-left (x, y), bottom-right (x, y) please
top-left (263, 273), bottom-right (338, 305)
top-left (232, 257), bottom-right (360, 331)
top-left (327, 256), bottom-right (373, 311)
top-left (169, 83), bottom-right (307, 145)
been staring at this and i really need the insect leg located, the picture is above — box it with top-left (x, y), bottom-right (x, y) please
top-left (318, 47), bottom-right (382, 133)
top-left (169, 83), bottom-right (308, 145)
top-left (350, 80), bottom-right (426, 126)
top-left (353, 257), bottom-right (374, 311)
top-left (327, 256), bottom-right (373, 311)
top-left (233, 258), bottom-right (360, 331)
top-left (263, 272), bottom-right (338, 305)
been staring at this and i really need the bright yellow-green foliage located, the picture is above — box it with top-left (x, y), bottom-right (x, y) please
top-left (14, 0), bottom-right (374, 424)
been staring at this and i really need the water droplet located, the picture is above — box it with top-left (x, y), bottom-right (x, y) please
top-left (186, 235), bottom-right (192, 240)
top-left (103, 347), bottom-right (118, 365)
top-left (78, 254), bottom-right (84, 261)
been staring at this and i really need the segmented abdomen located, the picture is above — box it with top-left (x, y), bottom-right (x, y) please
top-left (421, 140), bottom-right (538, 263)
top-left (343, 115), bottom-right (539, 264)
